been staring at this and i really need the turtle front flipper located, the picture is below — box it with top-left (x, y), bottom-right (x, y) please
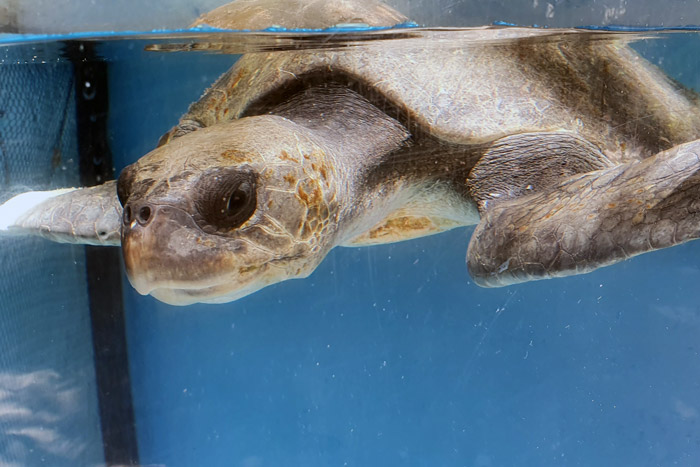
top-left (0, 181), bottom-right (122, 246)
top-left (467, 136), bottom-right (700, 286)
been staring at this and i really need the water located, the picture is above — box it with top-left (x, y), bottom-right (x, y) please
top-left (2, 28), bottom-right (700, 466)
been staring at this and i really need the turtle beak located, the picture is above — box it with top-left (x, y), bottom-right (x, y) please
top-left (120, 201), bottom-right (223, 298)
top-left (119, 197), bottom-right (274, 306)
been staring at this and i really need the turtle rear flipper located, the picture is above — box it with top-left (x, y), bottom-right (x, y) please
top-left (0, 181), bottom-right (122, 246)
top-left (468, 138), bottom-right (700, 287)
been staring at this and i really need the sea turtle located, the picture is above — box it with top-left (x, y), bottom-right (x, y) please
top-left (3, 0), bottom-right (700, 305)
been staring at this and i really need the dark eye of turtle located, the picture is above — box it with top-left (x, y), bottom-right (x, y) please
top-left (194, 169), bottom-right (257, 232)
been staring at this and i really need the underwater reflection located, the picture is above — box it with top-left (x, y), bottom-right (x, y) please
top-left (0, 369), bottom-right (93, 466)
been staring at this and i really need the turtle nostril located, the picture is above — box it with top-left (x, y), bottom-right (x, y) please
top-left (124, 203), bottom-right (154, 226)
top-left (137, 205), bottom-right (152, 225)
top-left (123, 204), bottom-right (132, 225)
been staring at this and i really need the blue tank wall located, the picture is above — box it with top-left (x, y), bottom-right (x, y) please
top-left (0, 56), bottom-right (104, 466)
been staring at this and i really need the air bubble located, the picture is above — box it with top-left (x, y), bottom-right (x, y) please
top-left (82, 81), bottom-right (96, 100)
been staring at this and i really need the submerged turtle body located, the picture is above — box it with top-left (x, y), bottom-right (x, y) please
top-left (5, 0), bottom-right (700, 305)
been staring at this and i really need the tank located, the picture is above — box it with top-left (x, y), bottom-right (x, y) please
top-left (1, 1), bottom-right (700, 466)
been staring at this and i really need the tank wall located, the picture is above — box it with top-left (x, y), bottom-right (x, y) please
top-left (0, 59), bottom-right (104, 466)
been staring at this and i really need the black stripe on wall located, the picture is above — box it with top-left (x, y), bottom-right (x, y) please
top-left (65, 40), bottom-right (140, 467)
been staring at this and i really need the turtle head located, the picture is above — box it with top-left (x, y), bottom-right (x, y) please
top-left (117, 116), bottom-right (339, 305)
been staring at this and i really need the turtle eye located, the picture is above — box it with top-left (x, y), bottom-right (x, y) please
top-left (194, 169), bottom-right (257, 232)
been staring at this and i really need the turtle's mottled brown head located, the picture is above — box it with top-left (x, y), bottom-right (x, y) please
top-left (117, 116), bottom-right (340, 305)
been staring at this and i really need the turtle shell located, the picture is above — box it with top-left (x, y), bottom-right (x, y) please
top-left (169, 22), bottom-right (700, 167)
